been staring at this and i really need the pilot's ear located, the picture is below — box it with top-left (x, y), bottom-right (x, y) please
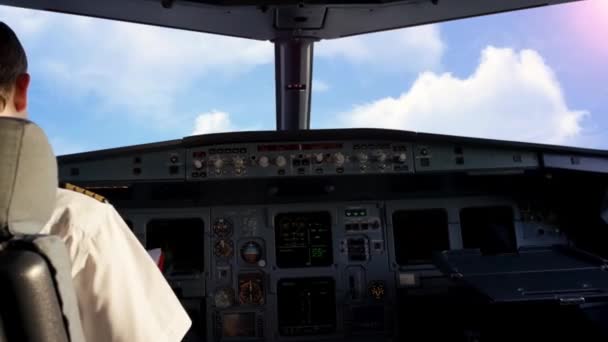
top-left (14, 73), bottom-right (30, 114)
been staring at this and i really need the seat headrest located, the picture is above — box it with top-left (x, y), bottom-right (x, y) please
top-left (0, 118), bottom-right (57, 237)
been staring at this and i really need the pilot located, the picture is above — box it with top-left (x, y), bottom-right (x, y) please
top-left (0, 22), bottom-right (192, 341)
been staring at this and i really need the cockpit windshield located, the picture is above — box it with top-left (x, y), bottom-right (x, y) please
top-left (2, 2), bottom-right (608, 342)
top-left (0, 0), bottom-right (605, 154)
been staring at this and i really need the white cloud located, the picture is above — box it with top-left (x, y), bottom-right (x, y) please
top-left (339, 46), bottom-right (588, 145)
top-left (0, 5), bottom-right (273, 127)
top-left (313, 80), bottom-right (330, 92)
top-left (192, 110), bottom-right (234, 135)
top-left (0, 5), bottom-right (49, 36)
top-left (316, 25), bottom-right (445, 72)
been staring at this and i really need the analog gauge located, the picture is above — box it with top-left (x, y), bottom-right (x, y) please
top-left (239, 274), bottom-right (264, 305)
top-left (214, 240), bottom-right (234, 258)
top-left (214, 287), bottom-right (235, 309)
top-left (369, 281), bottom-right (386, 300)
top-left (213, 218), bottom-right (233, 238)
top-left (240, 241), bottom-right (263, 264)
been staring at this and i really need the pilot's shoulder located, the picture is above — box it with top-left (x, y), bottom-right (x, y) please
top-left (60, 183), bottom-right (109, 203)
top-left (48, 185), bottom-right (115, 239)
top-left (56, 184), bottom-right (111, 215)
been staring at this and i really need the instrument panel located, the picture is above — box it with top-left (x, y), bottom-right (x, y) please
top-left (120, 196), bottom-right (568, 342)
top-left (275, 212), bottom-right (333, 268)
top-left (188, 141), bottom-right (414, 180)
top-left (58, 134), bottom-right (550, 183)
top-left (57, 129), bottom-right (608, 341)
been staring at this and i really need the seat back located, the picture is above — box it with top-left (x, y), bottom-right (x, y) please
top-left (0, 117), bottom-right (85, 342)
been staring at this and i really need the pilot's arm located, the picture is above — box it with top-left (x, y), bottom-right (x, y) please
top-left (44, 189), bottom-right (192, 342)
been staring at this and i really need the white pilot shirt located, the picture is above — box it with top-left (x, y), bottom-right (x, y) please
top-left (40, 188), bottom-right (192, 342)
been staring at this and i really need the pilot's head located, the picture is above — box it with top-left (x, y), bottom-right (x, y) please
top-left (0, 22), bottom-right (30, 118)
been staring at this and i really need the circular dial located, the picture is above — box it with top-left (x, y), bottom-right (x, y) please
top-left (240, 241), bottom-right (263, 264)
top-left (213, 218), bottom-right (233, 238)
top-left (334, 152), bottom-right (346, 166)
top-left (275, 155), bottom-right (287, 168)
top-left (374, 151), bottom-right (387, 163)
top-left (259, 156), bottom-right (270, 167)
top-left (214, 239), bottom-right (234, 258)
top-left (357, 153), bottom-right (369, 163)
top-left (213, 158), bottom-right (224, 169)
top-left (214, 287), bottom-right (235, 308)
top-left (233, 156), bottom-right (245, 168)
top-left (193, 159), bottom-right (204, 169)
top-left (314, 153), bottom-right (324, 163)
top-left (369, 281), bottom-right (386, 300)
top-left (239, 279), bottom-right (264, 305)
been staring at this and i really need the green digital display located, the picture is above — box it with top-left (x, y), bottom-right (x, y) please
top-left (275, 212), bottom-right (333, 268)
top-left (311, 247), bottom-right (326, 259)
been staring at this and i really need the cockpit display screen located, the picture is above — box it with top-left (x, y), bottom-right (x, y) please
top-left (275, 212), bottom-right (333, 268)
top-left (146, 218), bottom-right (204, 276)
top-left (222, 312), bottom-right (256, 338)
top-left (460, 206), bottom-right (516, 255)
top-left (393, 209), bottom-right (450, 265)
top-left (278, 277), bottom-right (336, 336)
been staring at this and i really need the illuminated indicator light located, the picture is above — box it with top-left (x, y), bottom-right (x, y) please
top-left (399, 273), bottom-right (419, 287)
top-left (287, 83), bottom-right (307, 90)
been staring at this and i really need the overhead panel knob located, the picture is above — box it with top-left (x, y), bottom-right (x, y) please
top-left (314, 153), bottom-right (324, 164)
top-left (374, 151), bottom-right (387, 163)
top-left (214, 158), bottom-right (224, 169)
top-left (334, 153), bottom-right (346, 166)
top-left (357, 153), bottom-right (369, 163)
top-left (193, 159), bottom-right (204, 169)
top-left (398, 153), bottom-right (407, 163)
top-left (233, 157), bottom-right (245, 168)
top-left (276, 155), bottom-right (287, 168)
top-left (259, 156), bottom-right (269, 168)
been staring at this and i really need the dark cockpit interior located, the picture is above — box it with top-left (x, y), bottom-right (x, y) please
top-left (54, 128), bottom-right (608, 341)
top-left (1, 0), bottom-right (607, 341)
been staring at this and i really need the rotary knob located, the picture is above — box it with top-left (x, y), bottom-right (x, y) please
top-left (276, 155), bottom-right (287, 168)
top-left (233, 156), bottom-right (245, 168)
top-left (334, 153), bottom-right (346, 166)
top-left (314, 153), bottom-right (324, 164)
top-left (357, 153), bottom-right (369, 163)
top-left (213, 158), bottom-right (224, 169)
top-left (397, 153), bottom-right (407, 163)
top-left (193, 159), bottom-right (204, 169)
top-left (259, 156), bottom-right (269, 168)
top-left (374, 151), bottom-right (387, 163)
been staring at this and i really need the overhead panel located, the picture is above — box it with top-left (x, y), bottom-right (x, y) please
top-left (0, 0), bottom-right (582, 40)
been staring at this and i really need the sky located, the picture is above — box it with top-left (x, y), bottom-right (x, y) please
top-left (0, 1), bottom-right (606, 155)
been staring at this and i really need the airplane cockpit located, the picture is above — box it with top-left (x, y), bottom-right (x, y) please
top-left (1, 0), bottom-right (608, 341)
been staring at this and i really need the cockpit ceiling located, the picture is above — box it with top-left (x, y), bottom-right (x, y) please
top-left (0, 0), bottom-right (582, 40)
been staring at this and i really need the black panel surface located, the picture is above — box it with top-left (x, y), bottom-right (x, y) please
top-left (146, 218), bottom-right (205, 275)
top-left (436, 247), bottom-right (608, 303)
top-left (393, 209), bottom-right (449, 265)
top-left (460, 206), bottom-right (516, 255)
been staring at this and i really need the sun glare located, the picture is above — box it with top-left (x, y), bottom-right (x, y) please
top-left (568, 0), bottom-right (608, 57)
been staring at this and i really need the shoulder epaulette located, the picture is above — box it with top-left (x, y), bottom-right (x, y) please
top-left (61, 183), bottom-right (109, 203)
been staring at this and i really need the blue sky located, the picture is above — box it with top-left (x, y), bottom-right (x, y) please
top-left (0, 1), bottom-right (606, 155)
